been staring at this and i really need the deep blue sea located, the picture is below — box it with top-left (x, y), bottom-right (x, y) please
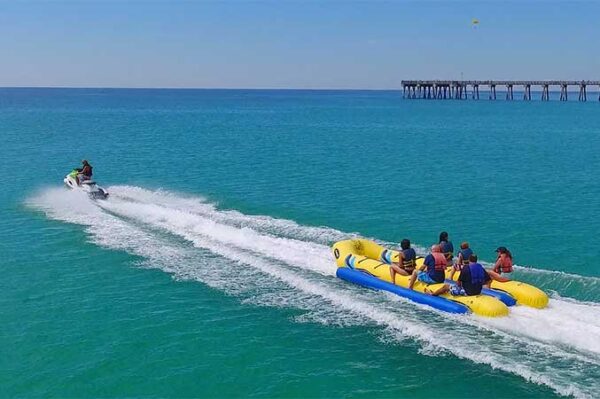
top-left (2, 88), bottom-right (600, 398)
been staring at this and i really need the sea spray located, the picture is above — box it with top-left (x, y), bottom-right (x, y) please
top-left (27, 186), bottom-right (600, 398)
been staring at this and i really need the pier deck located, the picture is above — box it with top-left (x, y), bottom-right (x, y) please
top-left (401, 80), bottom-right (600, 101)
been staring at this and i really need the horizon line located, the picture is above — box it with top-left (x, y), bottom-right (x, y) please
top-left (0, 85), bottom-right (403, 91)
top-left (0, 86), bottom-right (594, 93)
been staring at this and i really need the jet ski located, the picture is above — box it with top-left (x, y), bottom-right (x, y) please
top-left (64, 169), bottom-right (109, 199)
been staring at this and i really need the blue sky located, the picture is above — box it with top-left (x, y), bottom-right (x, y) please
top-left (1, 1), bottom-right (598, 89)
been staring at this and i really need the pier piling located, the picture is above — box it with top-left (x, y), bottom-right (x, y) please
top-left (524, 84), bottom-right (531, 101)
top-left (542, 85), bottom-right (549, 101)
top-left (506, 84), bottom-right (514, 100)
top-left (579, 83), bottom-right (587, 102)
top-left (560, 84), bottom-right (568, 101)
top-left (489, 84), bottom-right (497, 100)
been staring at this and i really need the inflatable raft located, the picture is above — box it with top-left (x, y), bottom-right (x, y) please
top-left (333, 239), bottom-right (548, 317)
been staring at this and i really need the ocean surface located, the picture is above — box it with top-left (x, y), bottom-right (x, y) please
top-left (2, 88), bottom-right (600, 398)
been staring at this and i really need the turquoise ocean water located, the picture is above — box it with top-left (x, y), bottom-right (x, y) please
top-left (2, 88), bottom-right (600, 398)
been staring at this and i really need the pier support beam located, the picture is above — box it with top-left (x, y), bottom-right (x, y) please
top-left (560, 84), bottom-right (568, 101)
top-left (472, 84), bottom-right (479, 100)
top-left (458, 84), bottom-right (463, 99)
top-left (524, 84), bottom-right (531, 101)
top-left (506, 84), bottom-right (513, 100)
top-left (541, 85), bottom-right (549, 101)
top-left (489, 84), bottom-right (496, 100)
top-left (579, 83), bottom-right (587, 101)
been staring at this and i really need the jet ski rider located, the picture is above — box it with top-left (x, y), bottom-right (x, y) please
top-left (77, 160), bottom-right (93, 185)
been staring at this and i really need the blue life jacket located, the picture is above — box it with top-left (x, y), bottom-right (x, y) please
top-left (469, 263), bottom-right (486, 285)
top-left (401, 248), bottom-right (416, 269)
top-left (459, 248), bottom-right (473, 265)
top-left (440, 240), bottom-right (454, 260)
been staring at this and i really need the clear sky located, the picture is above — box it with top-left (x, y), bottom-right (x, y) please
top-left (1, 1), bottom-right (599, 89)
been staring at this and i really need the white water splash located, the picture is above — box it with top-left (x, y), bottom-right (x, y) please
top-left (26, 186), bottom-right (600, 398)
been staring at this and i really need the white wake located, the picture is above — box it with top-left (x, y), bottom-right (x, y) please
top-left (26, 186), bottom-right (600, 398)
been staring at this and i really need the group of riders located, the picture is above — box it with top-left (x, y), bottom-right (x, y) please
top-left (390, 232), bottom-right (514, 297)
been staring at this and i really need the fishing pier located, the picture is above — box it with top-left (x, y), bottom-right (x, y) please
top-left (401, 80), bottom-right (600, 101)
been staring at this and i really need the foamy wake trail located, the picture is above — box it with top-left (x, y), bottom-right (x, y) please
top-left (111, 185), bottom-right (350, 244)
top-left (27, 186), bottom-right (600, 398)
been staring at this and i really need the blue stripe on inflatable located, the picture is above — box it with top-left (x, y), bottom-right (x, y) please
top-left (482, 288), bottom-right (517, 306)
top-left (336, 267), bottom-right (469, 315)
top-left (380, 249), bottom-right (391, 264)
top-left (344, 254), bottom-right (355, 269)
top-left (344, 255), bottom-right (353, 269)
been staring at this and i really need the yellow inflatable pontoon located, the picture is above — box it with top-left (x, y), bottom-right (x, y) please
top-left (333, 239), bottom-right (549, 317)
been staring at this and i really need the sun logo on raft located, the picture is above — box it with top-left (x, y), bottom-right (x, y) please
top-left (345, 254), bottom-right (356, 269)
top-left (380, 249), bottom-right (392, 264)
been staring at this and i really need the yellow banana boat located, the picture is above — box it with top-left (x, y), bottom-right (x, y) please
top-left (333, 239), bottom-right (509, 317)
top-left (333, 239), bottom-right (549, 316)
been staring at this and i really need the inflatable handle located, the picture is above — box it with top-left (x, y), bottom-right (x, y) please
top-left (337, 267), bottom-right (469, 315)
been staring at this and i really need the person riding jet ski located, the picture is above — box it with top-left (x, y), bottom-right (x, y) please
top-left (64, 159), bottom-right (108, 199)
top-left (77, 160), bottom-right (93, 185)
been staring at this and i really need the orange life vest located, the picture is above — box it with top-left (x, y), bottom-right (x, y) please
top-left (431, 252), bottom-right (448, 271)
top-left (494, 254), bottom-right (513, 273)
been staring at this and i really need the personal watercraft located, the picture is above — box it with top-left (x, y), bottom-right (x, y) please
top-left (63, 170), bottom-right (109, 199)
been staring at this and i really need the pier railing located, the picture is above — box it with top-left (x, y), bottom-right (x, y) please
top-left (401, 80), bottom-right (600, 101)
